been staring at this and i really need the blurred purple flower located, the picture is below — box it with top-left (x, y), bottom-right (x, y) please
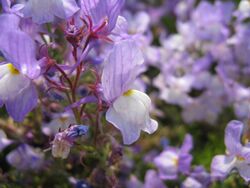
top-left (144, 170), bottom-right (167, 188)
top-left (7, 144), bottom-right (44, 170)
top-left (182, 166), bottom-right (211, 188)
top-left (211, 120), bottom-right (250, 181)
top-left (154, 134), bottom-right (193, 180)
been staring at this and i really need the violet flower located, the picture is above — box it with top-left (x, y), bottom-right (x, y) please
top-left (7, 144), bottom-right (44, 170)
top-left (211, 120), bottom-right (250, 182)
top-left (154, 134), bottom-right (193, 180)
top-left (182, 166), bottom-right (211, 188)
top-left (101, 39), bottom-right (158, 145)
top-left (0, 14), bottom-right (43, 121)
top-left (144, 170), bottom-right (167, 188)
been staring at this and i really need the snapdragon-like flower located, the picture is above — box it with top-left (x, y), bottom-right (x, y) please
top-left (101, 40), bottom-right (158, 145)
top-left (154, 134), bottom-right (193, 180)
top-left (21, 0), bottom-right (80, 24)
top-left (51, 125), bottom-right (88, 159)
top-left (7, 144), bottom-right (44, 170)
top-left (211, 120), bottom-right (250, 181)
top-left (0, 14), bottom-right (43, 121)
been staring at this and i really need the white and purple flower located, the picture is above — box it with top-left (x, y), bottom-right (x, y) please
top-left (211, 120), bottom-right (250, 182)
top-left (154, 134), bottom-right (193, 180)
top-left (101, 39), bottom-right (158, 145)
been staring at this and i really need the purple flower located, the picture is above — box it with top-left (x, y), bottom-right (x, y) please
top-left (21, 0), bottom-right (80, 24)
top-left (0, 14), bottom-right (43, 122)
top-left (144, 170), bottom-right (167, 188)
top-left (211, 120), bottom-right (250, 181)
top-left (182, 166), bottom-right (211, 188)
top-left (51, 125), bottom-right (88, 159)
top-left (101, 40), bottom-right (158, 145)
top-left (154, 134), bottom-right (193, 180)
top-left (7, 144), bottom-right (44, 170)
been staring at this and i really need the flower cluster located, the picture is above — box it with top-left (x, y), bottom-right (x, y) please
top-left (0, 0), bottom-right (250, 187)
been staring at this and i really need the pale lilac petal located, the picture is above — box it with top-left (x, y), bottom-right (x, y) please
top-left (53, 0), bottom-right (79, 19)
top-left (80, 0), bottom-right (124, 33)
top-left (237, 162), bottom-right (250, 182)
top-left (1, 0), bottom-right (11, 12)
top-left (0, 30), bottom-right (41, 79)
top-left (144, 170), bottom-right (167, 188)
top-left (0, 14), bottom-right (20, 31)
top-left (180, 134), bottom-right (193, 153)
top-left (5, 83), bottom-right (38, 122)
top-left (102, 40), bottom-right (144, 102)
top-left (0, 100), bottom-right (3, 107)
top-left (106, 100), bottom-right (141, 145)
top-left (22, 0), bottom-right (79, 24)
top-left (225, 120), bottom-right (244, 155)
top-left (179, 153), bottom-right (192, 174)
top-left (182, 177), bottom-right (203, 188)
top-left (7, 144), bottom-right (43, 170)
top-left (240, 146), bottom-right (250, 162)
top-left (211, 155), bottom-right (236, 180)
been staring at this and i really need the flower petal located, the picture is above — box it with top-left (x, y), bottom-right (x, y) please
top-left (211, 155), bottom-right (236, 180)
top-left (106, 90), bottom-right (157, 144)
top-left (0, 64), bottom-right (30, 101)
top-left (178, 153), bottom-right (192, 174)
top-left (182, 177), bottom-right (203, 188)
top-left (53, 0), bottom-right (80, 19)
top-left (79, 0), bottom-right (124, 33)
top-left (102, 40), bottom-right (144, 102)
top-left (144, 170), bottom-right (167, 188)
top-left (5, 82), bottom-right (38, 122)
top-left (0, 31), bottom-right (41, 79)
top-left (22, 0), bottom-right (79, 24)
top-left (180, 134), bottom-right (193, 153)
top-left (237, 162), bottom-right (250, 182)
top-left (225, 120), bottom-right (244, 155)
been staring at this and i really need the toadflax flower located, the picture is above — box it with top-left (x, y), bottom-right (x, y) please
top-left (211, 120), bottom-right (250, 182)
top-left (21, 0), bottom-right (80, 24)
top-left (101, 39), bottom-right (158, 145)
top-left (7, 144), bottom-right (44, 170)
top-left (154, 134), bottom-right (193, 180)
top-left (51, 125), bottom-right (88, 159)
top-left (0, 14), bottom-right (43, 121)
